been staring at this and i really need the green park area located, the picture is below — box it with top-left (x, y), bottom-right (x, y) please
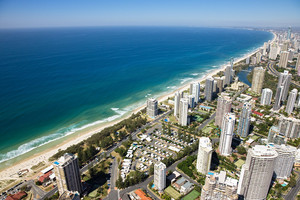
top-left (182, 190), bottom-right (201, 200)
top-left (165, 186), bottom-right (181, 200)
top-left (234, 159), bottom-right (245, 168)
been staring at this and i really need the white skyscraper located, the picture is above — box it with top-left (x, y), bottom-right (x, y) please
top-left (179, 98), bottom-right (189, 126)
top-left (273, 70), bottom-right (292, 110)
top-left (279, 51), bottom-right (289, 68)
top-left (237, 102), bottom-right (251, 138)
top-left (256, 51), bottom-right (262, 64)
top-left (174, 91), bottom-right (180, 118)
top-left (237, 145), bottom-right (278, 200)
top-left (251, 67), bottom-right (265, 94)
top-left (147, 98), bottom-right (158, 118)
top-left (205, 76), bottom-right (214, 102)
top-left (215, 93), bottom-right (232, 127)
top-left (286, 88), bottom-right (298, 115)
top-left (261, 88), bottom-right (273, 105)
top-left (269, 43), bottom-right (278, 60)
top-left (278, 116), bottom-right (300, 138)
top-left (296, 54), bottom-right (300, 73)
top-left (192, 82), bottom-right (200, 103)
top-left (196, 137), bottom-right (213, 175)
top-left (263, 42), bottom-right (268, 56)
top-left (154, 162), bottom-right (166, 192)
top-left (219, 113), bottom-right (235, 156)
top-left (271, 144), bottom-right (296, 179)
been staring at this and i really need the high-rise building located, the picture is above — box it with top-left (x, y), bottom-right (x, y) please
top-left (188, 95), bottom-right (195, 109)
top-left (174, 92), bottom-right (180, 118)
top-left (263, 42), bottom-right (268, 56)
top-left (286, 88), bottom-right (298, 115)
top-left (213, 80), bottom-right (217, 93)
top-left (251, 67), bottom-right (265, 94)
top-left (279, 51), bottom-right (289, 68)
top-left (273, 85), bottom-right (284, 111)
top-left (179, 98), bottom-right (189, 126)
top-left (224, 65), bottom-right (232, 86)
top-left (261, 88), bottom-right (273, 105)
top-left (273, 70), bottom-right (292, 109)
top-left (296, 54), bottom-right (300, 74)
top-left (237, 102), bottom-right (252, 138)
top-left (237, 145), bottom-right (278, 200)
top-left (215, 93), bottom-right (232, 127)
top-left (271, 144), bottom-right (296, 179)
top-left (54, 153), bottom-right (83, 195)
top-left (256, 51), bottom-right (262, 64)
top-left (219, 113), bottom-right (235, 156)
top-left (205, 76), bottom-right (214, 102)
top-left (278, 116), bottom-right (300, 138)
top-left (269, 43), bottom-right (278, 60)
top-left (196, 137), bottom-right (213, 175)
top-left (154, 162), bottom-right (166, 192)
top-left (246, 56), bottom-right (250, 65)
top-left (267, 126), bottom-right (287, 145)
top-left (201, 171), bottom-right (238, 200)
top-left (287, 27), bottom-right (292, 40)
top-left (147, 98), bottom-right (158, 118)
top-left (296, 92), bottom-right (300, 108)
top-left (191, 82), bottom-right (200, 103)
top-left (281, 42), bottom-right (289, 51)
top-left (214, 76), bottom-right (224, 93)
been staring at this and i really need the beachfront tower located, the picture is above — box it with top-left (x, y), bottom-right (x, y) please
top-left (224, 65), bottom-right (232, 86)
top-left (269, 43), bottom-right (278, 60)
top-left (279, 51), bottom-right (289, 68)
top-left (251, 67), bottom-right (265, 94)
top-left (237, 145), bottom-right (278, 200)
top-left (147, 98), bottom-right (158, 118)
top-left (53, 153), bottom-right (83, 195)
top-left (205, 76), bottom-right (214, 102)
top-left (287, 26), bottom-right (292, 40)
top-left (196, 137), bottom-right (213, 175)
top-left (261, 88), bottom-right (273, 105)
top-left (237, 102), bottom-right (251, 138)
top-left (286, 89), bottom-right (298, 115)
top-left (219, 113), bottom-right (235, 156)
top-left (215, 93), bottom-right (232, 127)
top-left (179, 98), bottom-right (189, 126)
top-left (174, 91), bottom-right (180, 118)
top-left (191, 82), bottom-right (200, 103)
top-left (154, 162), bottom-right (166, 192)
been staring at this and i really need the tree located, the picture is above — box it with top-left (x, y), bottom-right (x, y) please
top-left (149, 164), bottom-right (154, 175)
top-left (89, 166), bottom-right (96, 178)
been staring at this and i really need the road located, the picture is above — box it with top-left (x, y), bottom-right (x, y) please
top-left (119, 151), bottom-right (199, 200)
top-left (106, 158), bottom-right (119, 200)
top-left (267, 62), bottom-right (300, 88)
top-left (285, 171), bottom-right (300, 200)
top-left (42, 109), bottom-right (173, 200)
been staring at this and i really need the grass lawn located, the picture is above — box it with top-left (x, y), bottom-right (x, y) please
top-left (88, 189), bottom-right (98, 198)
top-left (251, 135), bottom-right (259, 141)
top-left (202, 126), bottom-right (213, 134)
top-left (164, 186), bottom-right (181, 200)
top-left (235, 159), bottom-right (245, 168)
top-left (182, 190), bottom-right (201, 200)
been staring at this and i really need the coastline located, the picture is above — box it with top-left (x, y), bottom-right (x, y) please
top-left (0, 31), bottom-right (275, 182)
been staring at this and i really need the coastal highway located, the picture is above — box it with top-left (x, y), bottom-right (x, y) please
top-left (285, 171), bottom-right (300, 200)
top-left (267, 62), bottom-right (300, 88)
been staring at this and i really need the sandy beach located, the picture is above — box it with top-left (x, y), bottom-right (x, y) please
top-left (0, 31), bottom-right (276, 183)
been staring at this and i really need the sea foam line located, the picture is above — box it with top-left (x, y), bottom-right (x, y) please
top-left (0, 108), bottom-right (128, 164)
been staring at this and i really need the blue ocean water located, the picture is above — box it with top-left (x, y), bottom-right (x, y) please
top-left (0, 27), bottom-right (273, 165)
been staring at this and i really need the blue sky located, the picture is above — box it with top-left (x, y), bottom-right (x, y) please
top-left (0, 0), bottom-right (299, 28)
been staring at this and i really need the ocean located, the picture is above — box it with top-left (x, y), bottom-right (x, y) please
top-left (0, 27), bottom-right (273, 167)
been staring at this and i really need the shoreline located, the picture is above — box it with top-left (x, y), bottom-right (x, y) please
top-left (0, 31), bottom-right (275, 182)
